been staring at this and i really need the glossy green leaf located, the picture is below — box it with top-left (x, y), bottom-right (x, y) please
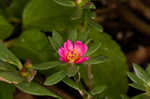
top-left (16, 82), bottom-right (59, 98)
top-left (91, 85), bottom-right (107, 96)
top-left (34, 61), bottom-right (61, 70)
top-left (53, 0), bottom-right (76, 7)
top-left (0, 15), bottom-right (14, 40)
top-left (0, 42), bottom-right (22, 70)
top-left (84, 56), bottom-right (106, 65)
top-left (23, 0), bottom-right (80, 31)
top-left (0, 82), bottom-right (15, 99)
top-left (44, 71), bottom-right (66, 86)
top-left (80, 30), bottom-right (128, 98)
top-left (63, 77), bottom-right (80, 90)
top-left (52, 30), bottom-right (64, 47)
top-left (86, 42), bottom-right (101, 56)
top-left (133, 64), bottom-right (150, 83)
top-left (0, 71), bottom-right (24, 84)
top-left (10, 29), bottom-right (54, 63)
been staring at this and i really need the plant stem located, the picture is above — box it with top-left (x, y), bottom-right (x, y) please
top-left (86, 64), bottom-right (93, 90)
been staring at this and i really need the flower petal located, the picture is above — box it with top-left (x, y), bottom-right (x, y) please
top-left (74, 41), bottom-right (88, 56)
top-left (60, 57), bottom-right (67, 62)
top-left (75, 56), bottom-right (89, 64)
top-left (64, 40), bottom-right (73, 51)
top-left (58, 47), bottom-right (65, 57)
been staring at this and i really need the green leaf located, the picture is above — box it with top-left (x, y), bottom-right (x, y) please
top-left (63, 77), bottom-right (80, 90)
top-left (48, 36), bottom-right (57, 52)
top-left (120, 95), bottom-right (130, 99)
top-left (80, 30), bottom-right (128, 98)
top-left (44, 71), bottom-right (66, 86)
top-left (0, 71), bottom-right (24, 84)
top-left (6, 0), bottom-right (30, 18)
top-left (34, 61), bottom-right (61, 70)
top-left (10, 29), bottom-right (54, 63)
top-left (127, 72), bottom-right (146, 91)
top-left (132, 94), bottom-right (150, 99)
top-left (84, 56), bottom-right (106, 65)
top-left (0, 42), bottom-right (22, 70)
top-left (0, 82), bottom-right (16, 99)
top-left (68, 29), bottom-right (77, 42)
top-left (0, 61), bottom-right (16, 71)
top-left (127, 72), bottom-right (144, 84)
top-left (53, 0), bottom-right (76, 7)
top-left (86, 42), bottom-right (101, 56)
top-left (71, 7), bottom-right (83, 20)
top-left (146, 64), bottom-right (150, 76)
top-left (133, 64), bottom-right (150, 83)
top-left (129, 83), bottom-right (145, 91)
top-left (52, 30), bottom-right (64, 47)
top-left (16, 82), bottom-right (60, 98)
top-left (91, 85), bottom-right (107, 96)
top-left (23, 0), bottom-right (80, 31)
top-left (64, 64), bottom-right (79, 77)
top-left (88, 20), bottom-right (103, 32)
top-left (0, 15), bottom-right (14, 40)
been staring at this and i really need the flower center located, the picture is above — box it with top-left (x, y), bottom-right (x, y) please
top-left (67, 50), bottom-right (80, 63)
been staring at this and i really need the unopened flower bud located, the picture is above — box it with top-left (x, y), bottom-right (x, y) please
top-left (75, 0), bottom-right (82, 5)
top-left (20, 68), bottom-right (30, 77)
top-left (25, 59), bottom-right (33, 69)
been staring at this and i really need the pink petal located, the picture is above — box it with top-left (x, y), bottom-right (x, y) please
top-left (74, 41), bottom-right (88, 56)
top-left (58, 47), bottom-right (65, 57)
top-left (75, 56), bottom-right (89, 64)
top-left (64, 40), bottom-right (73, 51)
top-left (60, 57), bottom-right (67, 62)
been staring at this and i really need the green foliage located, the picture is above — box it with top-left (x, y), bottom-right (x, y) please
top-left (23, 0), bottom-right (80, 31)
top-left (84, 56), bottom-right (106, 65)
top-left (0, 82), bottom-right (15, 99)
top-left (0, 0), bottom-right (131, 98)
top-left (0, 71), bottom-right (24, 84)
top-left (132, 94), bottom-right (150, 99)
top-left (5, 0), bottom-right (30, 18)
top-left (90, 85), bottom-right (107, 96)
top-left (16, 82), bottom-right (60, 98)
top-left (10, 29), bottom-right (54, 63)
top-left (53, 0), bottom-right (76, 7)
top-left (0, 15), bottom-right (13, 40)
top-left (34, 61), bottom-right (61, 70)
top-left (128, 64), bottom-right (150, 96)
top-left (80, 29), bottom-right (128, 98)
top-left (44, 70), bottom-right (66, 86)
top-left (0, 42), bottom-right (22, 69)
top-left (63, 77), bottom-right (80, 90)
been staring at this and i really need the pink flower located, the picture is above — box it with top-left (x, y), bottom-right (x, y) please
top-left (58, 40), bottom-right (89, 64)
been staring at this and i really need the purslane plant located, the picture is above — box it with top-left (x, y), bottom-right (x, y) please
top-left (0, 0), bottom-right (130, 98)
top-left (128, 64), bottom-right (150, 97)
